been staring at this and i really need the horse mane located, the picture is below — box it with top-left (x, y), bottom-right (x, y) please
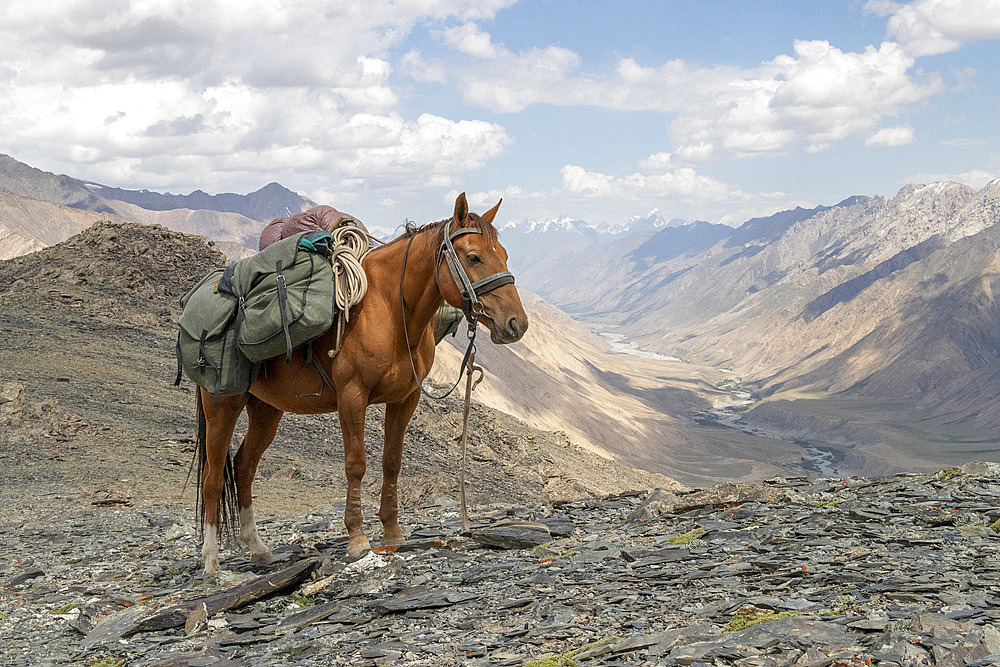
top-left (373, 213), bottom-right (499, 252)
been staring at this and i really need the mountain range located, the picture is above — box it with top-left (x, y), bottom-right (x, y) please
top-left (0, 154), bottom-right (314, 260)
top-left (504, 181), bottom-right (1000, 475)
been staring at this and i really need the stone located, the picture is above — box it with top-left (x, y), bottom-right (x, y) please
top-left (8, 568), bottom-right (44, 586)
top-left (184, 602), bottom-right (208, 636)
top-left (625, 488), bottom-right (679, 523)
top-left (470, 521), bottom-right (551, 549)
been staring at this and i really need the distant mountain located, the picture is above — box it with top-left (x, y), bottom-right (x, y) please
top-left (498, 216), bottom-right (601, 275)
top-left (498, 209), bottom-right (705, 281)
top-left (609, 208), bottom-right (697, 235)
top-left (85, 180), bottom-right (315, 222)
top-left (0, 153), bottom-right (118, 214)
top-left (0, 154), bottom-right (312, 259)
top-left (629, 220), bottom-right (732, 266)
top-left (523, 180), bottom-right (1000, 470)
top-left (0, 190), bottom-right (118, 260)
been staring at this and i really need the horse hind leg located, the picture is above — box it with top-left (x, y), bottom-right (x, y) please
top-left (234, 395), bottom-right (284, 567)
top-left (379, 392), bottom-right (420, 546)
top-left (196, 388), bottom-right (246, 576)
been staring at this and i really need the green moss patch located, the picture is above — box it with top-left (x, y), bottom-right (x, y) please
top-left (667, 527), bottom-right (705, 545)
top-left (725, 608), bottom-right (798, 632)
top-left (524, 637), bottom-right (619, 666)
top-left (47, 603), bottom-right (79, 615)
top-left (87, 657), bottom-right (125, 667)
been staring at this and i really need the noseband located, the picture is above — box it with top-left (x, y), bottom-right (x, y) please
top-left (438, 220), bottom-right (515, 320)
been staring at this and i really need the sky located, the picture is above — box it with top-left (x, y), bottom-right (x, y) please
top-left (2, 0), bottom-right (1000, 229)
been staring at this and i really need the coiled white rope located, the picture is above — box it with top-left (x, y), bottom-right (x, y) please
top-left (328, 224), bottom-right (370, 356)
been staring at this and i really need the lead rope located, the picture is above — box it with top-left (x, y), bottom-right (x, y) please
top-left (459, 348), bottom-right (484, 531)
top-left (398, 232), bottom-right (483, 530)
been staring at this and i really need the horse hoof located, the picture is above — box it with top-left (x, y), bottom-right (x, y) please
top-left (251, 551), bottom-right (276, 566)
top-left (381, 535), bottom-right (407, 547)
top-left (346, 538), bottom-right (371, 559)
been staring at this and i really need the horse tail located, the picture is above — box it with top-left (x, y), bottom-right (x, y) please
top-left (190, 389), bottom-right (239, 543)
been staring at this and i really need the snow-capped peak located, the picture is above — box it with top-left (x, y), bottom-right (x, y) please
top-left (499, 216), bottom-right (596, 235)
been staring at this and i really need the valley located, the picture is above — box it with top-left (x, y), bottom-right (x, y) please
top-left (504, 182), bottom-right (1000, 478)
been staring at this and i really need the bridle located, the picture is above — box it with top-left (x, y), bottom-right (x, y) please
top-left (438, 219), bottom-right (515, 320)
top-left (400, 218), bottom-right (516, 400)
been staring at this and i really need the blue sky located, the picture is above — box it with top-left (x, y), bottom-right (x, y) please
top-left (2, 1), bottom-right (999, 228)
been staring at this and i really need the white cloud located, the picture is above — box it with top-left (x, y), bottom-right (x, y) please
top-left (868, 0), bottom-right (1000, 56)
top-left (446, 186), bottom-right (523, 211)
top-left (956, 170), bottom-right (999, 188)
top-left (0, 0), bottom-right (517, 196)
top-left (412, 36), bottom-right (942, 161)
top-left (867, 124), bottom-right (915, 147)
top-left (560, 159), bottom-right (742, 204)
top-left (442, 23), bottom-right (501, 58)
top-left (402, 39), bottom-right (582, 113)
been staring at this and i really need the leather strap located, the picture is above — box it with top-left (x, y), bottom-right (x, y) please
top-left (439, 221), bottom-right (516, 319)
top-left (470, 271), bottom-right (514, 296)
top-left (274, 260), bottom-right (293, 362)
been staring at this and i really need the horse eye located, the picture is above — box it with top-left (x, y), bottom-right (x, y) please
top-left (467, 254), bottom-right (481, 264)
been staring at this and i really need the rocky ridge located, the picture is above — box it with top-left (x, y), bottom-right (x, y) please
top-left (3, 463), bottom-right (1000, 665)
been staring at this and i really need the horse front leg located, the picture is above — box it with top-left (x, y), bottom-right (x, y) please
top-left (234, 395), bottom-right (284, 567)
top-left (337, 388), bottom-right (370, 557)
top-left (379, 391), bottom-right (420, 546)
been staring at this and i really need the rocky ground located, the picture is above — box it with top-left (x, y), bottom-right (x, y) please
top-left (3, 463), bottom-right (1000, 665)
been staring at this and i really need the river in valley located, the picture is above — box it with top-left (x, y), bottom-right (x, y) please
top-left (592, 329), bottom-right (844, 477)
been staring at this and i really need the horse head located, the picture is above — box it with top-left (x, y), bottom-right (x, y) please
top-left (438, 193), bottom-right (528, 344)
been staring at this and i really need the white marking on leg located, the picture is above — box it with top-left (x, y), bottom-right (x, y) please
top-left (239, 505), bottom-right (275, 564)
top-left (239, 506), bottom-right (266, 553)
top-left (202, 524), bottom-right (220, 574)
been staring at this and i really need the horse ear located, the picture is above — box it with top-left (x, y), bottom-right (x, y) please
top-left (453, 192), bottom-right (469, 226)
top-left (480, 198), bottom-right (502, 225)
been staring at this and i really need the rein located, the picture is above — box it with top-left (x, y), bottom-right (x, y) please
top-left (400, 233), bottom-right (478, 402)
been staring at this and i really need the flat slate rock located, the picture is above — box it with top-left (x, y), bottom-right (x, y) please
top-left (372, 590), bottom-right (477, 615)
top-left (470, 521), bottom-right (551, 549)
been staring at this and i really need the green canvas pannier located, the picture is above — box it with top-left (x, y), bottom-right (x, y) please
top-left (233, 231), bottom-right (336, 363)
top-left (175, 231), bottom-right (337, 397)
top-left (176, 267), bottom-right (256, 397)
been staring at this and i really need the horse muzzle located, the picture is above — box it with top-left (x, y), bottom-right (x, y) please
top-left (487, 312), bottom-right (527, 344)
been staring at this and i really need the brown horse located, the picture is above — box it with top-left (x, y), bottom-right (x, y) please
top-left (195, 193), bottom-right (527, 575)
